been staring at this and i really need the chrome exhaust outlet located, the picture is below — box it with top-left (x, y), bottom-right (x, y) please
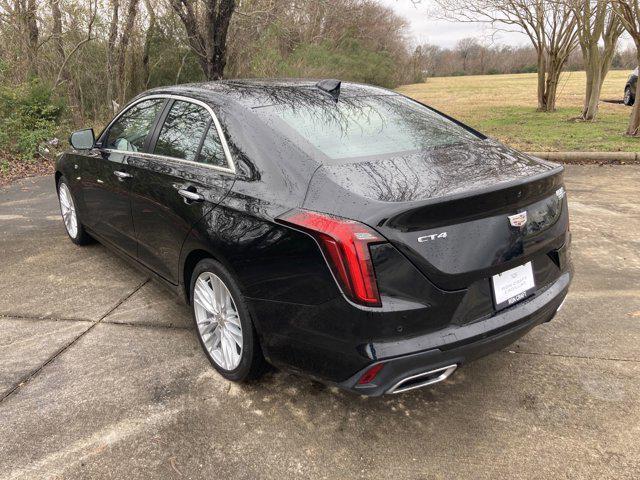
top-left (556, 298), bottom-right (567, 312)
top-left (387, 364), bottom-right (458, 394)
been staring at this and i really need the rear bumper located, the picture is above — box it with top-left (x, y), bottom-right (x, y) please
top-left (339, 271), bottom-right (571, 396)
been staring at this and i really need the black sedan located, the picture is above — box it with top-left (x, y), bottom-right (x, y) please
top-left (56, 79), bottom-right (572, 396)
top-left (624, 67), bottom-right (638, 106)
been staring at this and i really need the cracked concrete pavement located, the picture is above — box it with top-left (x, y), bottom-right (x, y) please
top-left (1, 166), bottom-right (639, 479)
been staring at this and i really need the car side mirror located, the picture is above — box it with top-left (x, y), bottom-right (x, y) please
top-left (69, 128), bottom-right (95, 150)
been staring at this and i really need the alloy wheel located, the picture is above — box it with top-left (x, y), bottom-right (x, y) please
top-left (58, 182), bottom-right (78, 238)
top-left (193, 272), bottom-right (244, 370)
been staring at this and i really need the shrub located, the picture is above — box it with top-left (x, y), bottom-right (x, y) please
top-left (0, 80), bottom-right (65, 161)
top-left (410, 71), bottom-right (426, 84)
top-left (287, 39), bottom-right (398, 88)
top-left (516, 65), bottom-right (538, 74)
top-left (245, 27), bottom-right (401, 89)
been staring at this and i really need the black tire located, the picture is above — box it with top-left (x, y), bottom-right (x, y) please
top-left (190, 258), bottom-right (266, 382)
top-left (624, 86), bottom-right (635, 106)
top-left (56, 176), bottom-right (92, 245)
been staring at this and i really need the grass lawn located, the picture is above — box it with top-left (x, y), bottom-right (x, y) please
top-left (397, 71), bottom-right (640, 152)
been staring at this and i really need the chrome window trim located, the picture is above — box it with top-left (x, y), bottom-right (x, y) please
top-left (99, 94), bottom-right (236, 174)
top-left (101, 149), bottom-right (235, 175)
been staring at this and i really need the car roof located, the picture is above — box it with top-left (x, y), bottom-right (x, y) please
top-left (144, 79), bottom-right (398, 109)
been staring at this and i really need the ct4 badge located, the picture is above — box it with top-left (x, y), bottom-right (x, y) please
top-left (508, 211), bottom-right (528, 228)
top-left (418, 232), bottom-right (447, 242)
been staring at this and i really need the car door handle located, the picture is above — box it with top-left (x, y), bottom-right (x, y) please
top-left (178, 189), bottom-right (204, 202)
top-left (113, 170), bottom-right (132, 179)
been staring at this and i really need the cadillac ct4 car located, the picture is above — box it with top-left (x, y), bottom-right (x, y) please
top-left (56, 79), bottom-right (572, 396)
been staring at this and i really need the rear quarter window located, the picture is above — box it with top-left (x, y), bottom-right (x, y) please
top-left (154, 100), bottom-right (210, 161)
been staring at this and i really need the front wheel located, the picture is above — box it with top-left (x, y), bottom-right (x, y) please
top-left (57, 176), bottom-right (91, 245)
top-left (190, 258), bottom-right (266, 382)
top-left (624, 86), bottom-right (635, 106)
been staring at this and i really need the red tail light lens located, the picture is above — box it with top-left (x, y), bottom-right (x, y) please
top-left (358, 363), bottom-right (385, 384)
top-left (277, 209), bottom-right (385, 307)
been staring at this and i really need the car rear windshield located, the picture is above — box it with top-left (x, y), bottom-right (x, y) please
top-left (257, 95), bottom-right (480, 161)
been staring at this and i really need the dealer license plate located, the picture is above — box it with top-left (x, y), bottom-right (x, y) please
top-left (491, 262), bottom-right (536, 310)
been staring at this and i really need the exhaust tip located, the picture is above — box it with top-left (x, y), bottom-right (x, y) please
top-left (557, 298), bottom-right (567, 312)
top-left (386, 364), bottom-right (458, 394)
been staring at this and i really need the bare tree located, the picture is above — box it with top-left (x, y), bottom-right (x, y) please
top-left (613, 0), bottom-right (640, 134)
top-left (50, 0), bottom-right (65, 72)
top-left (141, 0), bottom-right (157, 88)
top-left (0, 0), bottom-right (40, 76)
top-left (169, 0), bottom-right (237, 80)
top-left (24, 0), bottom-right (38, 75)
top-left (456, 37), bottom-right (480, 72)
top-left (115, 0), bottom-right (139, 104)
top-left (106, 0), bottom-right (120, 110)
top-left (104, 0), bottom-right (139, 110)
top-left (434, 0), bottom-right (579, 111)
top-left (570, 0), bottom-right (623, 120)
top-left (50, 0), bottom-right (97, 122)
top-left (51, 0), bottom-right (97, 87)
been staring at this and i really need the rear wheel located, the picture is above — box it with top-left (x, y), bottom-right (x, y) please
top-left (57, 176), bottom-right (91, 245)
top-left (624, 86), bottom-right (635, 106)
top-left (190, 258), bottom-right (265, 382)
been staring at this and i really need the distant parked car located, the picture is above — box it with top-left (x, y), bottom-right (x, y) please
top-left (624, 67), bottom-right (638, 106)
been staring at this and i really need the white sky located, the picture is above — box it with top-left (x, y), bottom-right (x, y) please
top-left (381, 0), bottom-right (633, 49)
top-left (380, 0), bottom-right (529, 48)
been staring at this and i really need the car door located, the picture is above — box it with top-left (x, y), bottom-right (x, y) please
top-left (84, 97), bottom-right (167, 256)
top-left (128, 97), bottom-right (235, 284)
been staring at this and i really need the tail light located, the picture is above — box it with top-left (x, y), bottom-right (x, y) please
top-left (277, 209), bottom-right (385, 307)
top-left (358, 363), bottom-right (385, 385)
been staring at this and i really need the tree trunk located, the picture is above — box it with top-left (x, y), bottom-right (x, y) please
top-left (539, 60), bottom-right (560, 112)
top-left (50, 0), bottom-right (82, 124)
top-left (583, 66), bottom-right (593, 115)
top-left (116, 0), bottom-right (139, 104)
top-left (106, 0), bottom-right (119, 113)
top-left (627, 52), bottom-right (640, 136)
top-left (25, 0), bottom-right (39, 77)
top-left (579, 23), bottom-right (620, 121)
top-left (584, 79), bottom-right (602, 120)
top-left (170, 0), bottom-right (236, 81)
top-left (536, 50), bottom-right (547, 111)
top-left (208, 49), bottom-right (227, 80)
top-left (141, 0), bottom-right (156, 88)
top-left (538, 51), bottom-right (566, 113)
top-left (206, 0), bottom-right (235, 80)
top-left (50, 0), bottom-right (64, 61)
top-left (545, 68), bottom-right (559, 112)
top-left (582, 55), bottom-right (603, 121)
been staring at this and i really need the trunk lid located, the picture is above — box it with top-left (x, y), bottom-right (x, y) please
top-left (303, 141), bottom-right (568, 291)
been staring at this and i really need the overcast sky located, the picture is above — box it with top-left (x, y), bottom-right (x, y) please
top-left (381, 0), bottom-right (632, 49)
top-left (380, 0), bottom-right (529, 48)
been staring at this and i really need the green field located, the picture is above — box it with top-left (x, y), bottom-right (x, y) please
top-left (397, 71), bottom-right (639, 152)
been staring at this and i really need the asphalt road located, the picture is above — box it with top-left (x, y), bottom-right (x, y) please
top-left (1, 166), bottom-right (639, 479)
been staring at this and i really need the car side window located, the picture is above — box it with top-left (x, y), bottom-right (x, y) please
top-left (197, 123), bottom-right (227, 167)
top-left (154, 100), bottom-right (210, 162)
top-left (105, 99), bottom-right (165, 152)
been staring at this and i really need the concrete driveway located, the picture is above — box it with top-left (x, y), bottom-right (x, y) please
top-left (1, 166), bottom-right (639, 479)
